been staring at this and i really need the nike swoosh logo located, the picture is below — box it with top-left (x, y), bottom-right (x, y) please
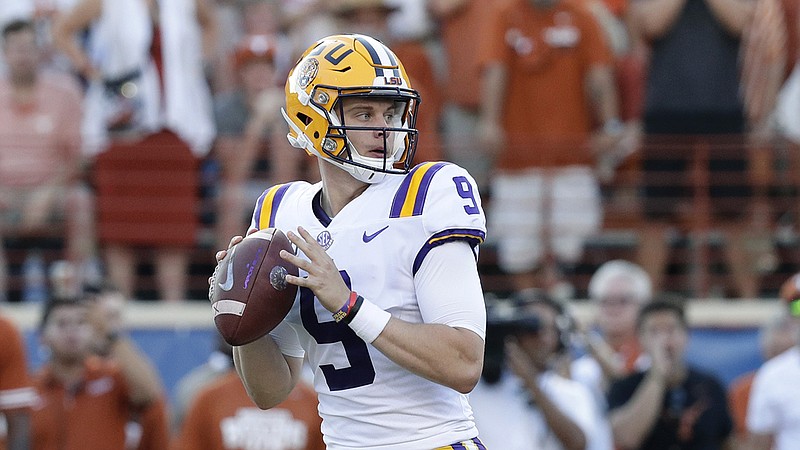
top-left (218, 246), bottom-right (236, 291)
top-left (362, 225), bottom-right (389, 243)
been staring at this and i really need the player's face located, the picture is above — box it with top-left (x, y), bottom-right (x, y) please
top-left (339, 97), bottom-right (404, 160)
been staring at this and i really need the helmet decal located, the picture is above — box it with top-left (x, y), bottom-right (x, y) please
top-left (296, 58), bottom-right (319, 89)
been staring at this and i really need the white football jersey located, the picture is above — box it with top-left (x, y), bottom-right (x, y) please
top-left (249, 162), bottom-right (487, 450)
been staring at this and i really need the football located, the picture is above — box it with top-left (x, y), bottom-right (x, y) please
top-left (209, 228), bottom-right (299, 346)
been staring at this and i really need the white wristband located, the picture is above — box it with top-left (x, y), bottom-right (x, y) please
top-left (347, 298), bottom-right (391, 344)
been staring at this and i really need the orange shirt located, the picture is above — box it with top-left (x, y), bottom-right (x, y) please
top-left (0, 73), bottom-right (82, 188)
top-left (174, 371), bottom-right (325, 450)
top-left (479, 0), bottom-right (613, 169)
top-left (134, 396), bottom-right (170, 450)
top-left (438, 0), bottom-right (488, 109)
top-left (31, 356), bottom-right (132, 450)
top-left (0, 315), bottom-right (36, 450)
top-left (393, 40), bottom-right (443, 163)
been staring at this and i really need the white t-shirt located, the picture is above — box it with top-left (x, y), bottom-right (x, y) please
top-left (747, 346), bottom-right (800, 450)
top-left (255, 162), bottom-right (488, 450)
top-left (470, 370), bottom-right (612, 450)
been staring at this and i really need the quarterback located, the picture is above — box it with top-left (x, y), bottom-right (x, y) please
top-left (213, 34), bottom-right (488, 449)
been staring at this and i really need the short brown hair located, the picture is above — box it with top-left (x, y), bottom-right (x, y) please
top-left (2, 19), bottom-right (34, 41)
top-left (636, 294), bottom-right (688, 331)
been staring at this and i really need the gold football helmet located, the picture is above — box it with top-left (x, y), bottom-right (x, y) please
top-left (282, 34), bottom-right (420, 183)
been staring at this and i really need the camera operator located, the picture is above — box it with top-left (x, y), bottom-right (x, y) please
top-left (471, 293), bottom-right (611, 450)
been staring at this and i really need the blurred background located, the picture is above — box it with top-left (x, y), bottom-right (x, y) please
top-left (0, 0), bottom-right (799, 446)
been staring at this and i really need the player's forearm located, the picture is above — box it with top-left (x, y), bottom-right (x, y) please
top-left (610, 371), bottom-right (667, 449)
top-left (233, 336), bottom-right (300, 409)
top-left (371, 322), bottom-right (484, 394)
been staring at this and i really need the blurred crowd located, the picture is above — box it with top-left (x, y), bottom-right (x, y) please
top-left (3, 258), bottom-right (800, 449)
top-left (0, 0), bottom-right (799, 447)
top-left (0, 0), bottom-right (798, 303)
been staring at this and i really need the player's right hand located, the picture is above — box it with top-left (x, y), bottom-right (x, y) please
top-left (208, 231), bottom-right (258, 298)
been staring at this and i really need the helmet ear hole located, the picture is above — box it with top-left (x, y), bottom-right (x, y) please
top-left (296, 112), bottom-right (313, 126)
top-left (313, 131), bottom-right (320, 139)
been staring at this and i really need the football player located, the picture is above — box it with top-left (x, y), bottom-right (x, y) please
top-left (212, 34), bottom-right (488, 449)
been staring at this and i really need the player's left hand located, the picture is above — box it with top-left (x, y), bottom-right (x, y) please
top-left (280, 226), bottom-right (350, 314)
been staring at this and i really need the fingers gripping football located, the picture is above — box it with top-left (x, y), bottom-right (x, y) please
top-left (280, 227), bottom-right (351, 314)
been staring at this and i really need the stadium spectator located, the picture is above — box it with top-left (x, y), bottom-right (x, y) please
top-left (607, 297), bottom-right (733, 450)
top-left (85, 283), bottom-right (168, 450)
top-left (172, 343), bottom-right (325, 450)
top-left (281, 0), bottom-right (336, 60)
top-left (30, 297), bottom-right (159, 449)
top-left (570, 260), bottom-right (652, 418)
top-left (744, 273), bottom-right (800, 450)
top-left (727, 310), bottom-right (797, 449)
top-left (774, 2), bottom-right (800, 175)
top-left (52, 0), bottom-right (217, 301)
top-left (0, 18), bottom-right (95, 303)
top-left (470, 293), bottom-right (612, 450)
top-left (212, 31), bottom-right (308, 249)
top-left (385, 0), bottom-right (435, 42)
top-left (583, 0), bottom-right (646, 123)
top-left (477, 0), bottom-right (632, 299)
top-left (428, 0), bottom-right (492, 188)
top-left (0, 312), bottom-right (36, 450)
top-left (740, 0), bottom-right (799, 138)
top-left (330, 0), bottom-right (443, 163)
top-left (629, 0), bottom-right (758, 298)
top-left (171, 333), bottom-right (234, 432)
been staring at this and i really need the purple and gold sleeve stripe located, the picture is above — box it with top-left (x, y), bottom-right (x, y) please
top-left (434, 437), bottom-right (487, 450)
top-left (413, 228), bottom-right (486, 275)
top-left (254, 183), bottom-right (291, 229)
top-left (390, 162), bottom-right (447, 218)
